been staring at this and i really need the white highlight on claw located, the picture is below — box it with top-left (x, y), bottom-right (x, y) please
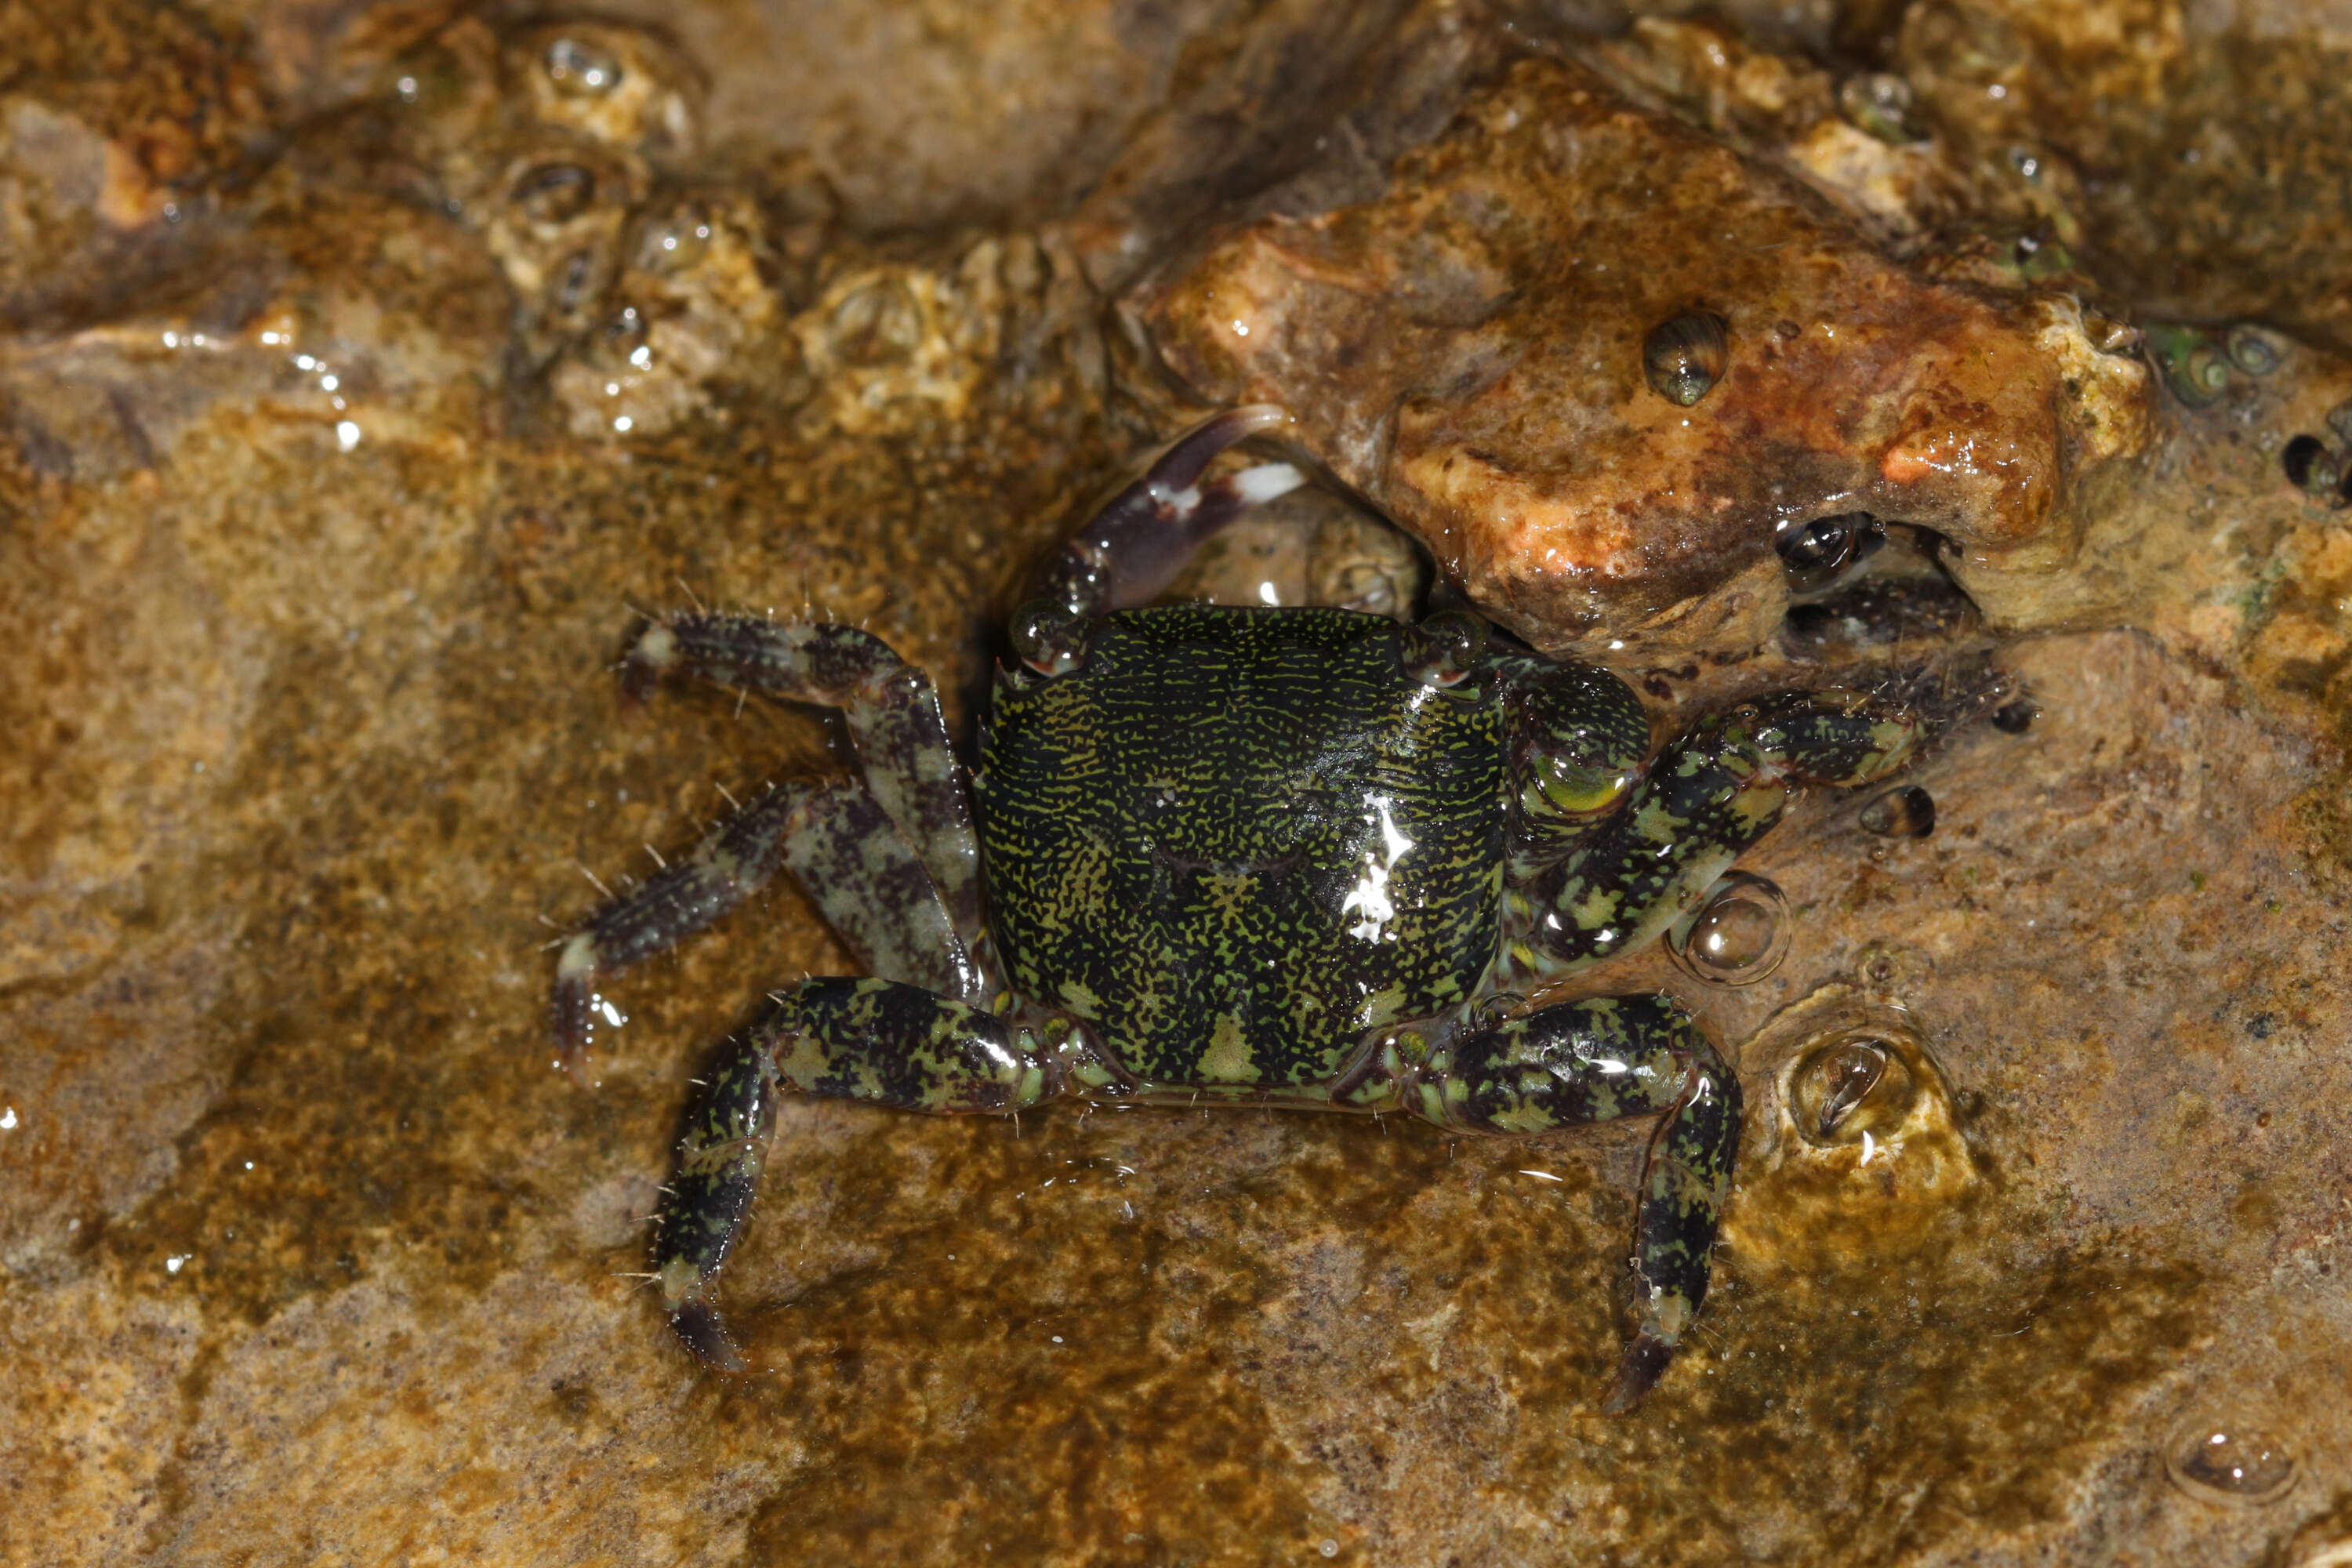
top-left (1232, 462), bottom-right (1305, 506)
top-left (336, 420), bottom-right (361, 451)
top-left (1517, 1169), bottom-right (1564, 1182)
top-left (1859, 1129), bottom-right (1877, 1167)
top-left (1258, 580), bottom-right (1279, 606)
top-left (1342, 795), bottom-right (1414, 942)
top-left (165, 1254), bottom-right (191, 1275)
top-left (0, 1106), bottom-right (16, 1129)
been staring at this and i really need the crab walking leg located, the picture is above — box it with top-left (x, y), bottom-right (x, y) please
top-left (655, 1029), bottom-right (779, 1370)
top-left (1514, 688), bottom-right (1919, 974)
top-left (554, 783), bottom-right (987, 1076)
top-left (652, 978), bottom-right (1053, 1370)
top-left (554, 782), bottom-right (802, 1081)
top-left (622, 616), bottom-right (982, 937)
top-left (1028, 405), bottom-right (1305, 619)
top-left (1409, 996), bottom-right (1741, 1412)
top-left (779, 784), bottom-right (986, 1004)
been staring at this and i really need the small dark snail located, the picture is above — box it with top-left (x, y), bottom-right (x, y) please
top-left (1643, 312), bottom-right (1729, 407)
top-left (2283, 434), bottom-right (2340, 497)
top-left (1773, 511), bottom-right (1881, 593)
top-left (1859, 784), bottom-right (1936, 839)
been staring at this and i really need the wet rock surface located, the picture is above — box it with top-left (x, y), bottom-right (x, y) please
top-left (1136, 36), bottom-right (2153, 659)
top-left (4, 3), bottom-right (2351, 1566)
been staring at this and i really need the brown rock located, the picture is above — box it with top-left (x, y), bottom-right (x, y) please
top-left (1138, 49), bottom-right (2154, 657)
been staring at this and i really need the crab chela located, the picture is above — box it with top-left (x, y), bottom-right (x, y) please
top-left (551, 408), bottom-right (1921, 1411)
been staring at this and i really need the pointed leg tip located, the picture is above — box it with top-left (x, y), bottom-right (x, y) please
top-left (619, 620), bottom-right (681, 702)
top-left (672, 1298), bottom-right (750, 1373)
top-left (1601, 1332), bottom-right (1675, 1414)
top-left (551, 962), bottom-right (600, 1088)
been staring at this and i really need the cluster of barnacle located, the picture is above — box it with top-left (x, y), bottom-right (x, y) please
top-left (384, 21), bottom-right (830, 437)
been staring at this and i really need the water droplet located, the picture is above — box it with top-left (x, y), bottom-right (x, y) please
top-left (1642, 312), bottom-right (1729, 407)
top-left (1320, 1541), bottom-right (1340, 1559)
top-left (2165, 1418), bottom-right (2299, 1504)
top-left (1859, 784), bottom-right (1936, 838)
top-left (1668, 872), bottom-right (1790, 986)
top-left (546, 37), bottom-right (622, 96)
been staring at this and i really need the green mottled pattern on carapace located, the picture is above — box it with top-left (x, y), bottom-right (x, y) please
top-left (978, 606), bottom-right (1505, 1087)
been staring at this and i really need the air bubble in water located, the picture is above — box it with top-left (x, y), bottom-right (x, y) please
top-left (1668, 872), bottom-right (1789, 985)
top-left (2165, 1418), bottom-right (2298, 1505)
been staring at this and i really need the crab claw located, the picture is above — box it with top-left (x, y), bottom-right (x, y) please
top-left (1601, 1330), bottom-right (1675, 1414)
top-left (670, 1294), bottom-right (750, 1374)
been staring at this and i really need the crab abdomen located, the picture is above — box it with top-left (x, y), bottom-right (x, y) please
top-left (978, 606), bottom-right (1504, 1090)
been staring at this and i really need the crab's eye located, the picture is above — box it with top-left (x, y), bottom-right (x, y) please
top-left (1010, 600), bottom-right (1088, 677)
top-left (1510, 663), bottom-right (1650, 824)
top-left (1523, 753), bottom-right (1635, 818)
top-left (1403, 610), bottom-right (1488, 687)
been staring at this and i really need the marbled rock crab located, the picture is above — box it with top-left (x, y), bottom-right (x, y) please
top-left (553, 408), bottom-right (1919, 1410)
